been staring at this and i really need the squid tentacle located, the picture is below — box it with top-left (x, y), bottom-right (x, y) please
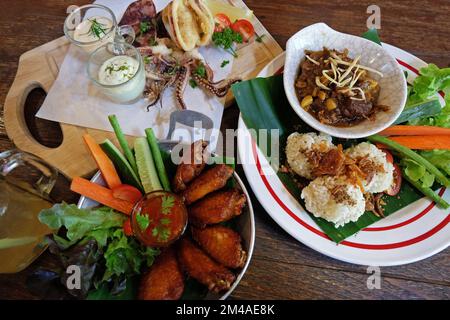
top-left (192, 73), bottom-right (241, 98)
top-left (192, 74), bottom-right (220, 95)
top-left (175, 66), bottom-right (190, 110)
top-left (213, 78), bottom-right (242, 97)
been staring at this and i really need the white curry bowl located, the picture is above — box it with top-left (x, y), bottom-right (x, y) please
top-left (284, 23), bottom-right (407, 139)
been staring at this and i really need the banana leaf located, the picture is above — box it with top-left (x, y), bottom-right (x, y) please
top-left (362, 28), bottom-right (382, 45)
top-left (232, 75), bottom-right (425, 243)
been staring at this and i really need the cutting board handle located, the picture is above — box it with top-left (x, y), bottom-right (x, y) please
top-left (4, 53), bottom-right (55, 156)
top-left (3, 38), bottom-right (97, 178)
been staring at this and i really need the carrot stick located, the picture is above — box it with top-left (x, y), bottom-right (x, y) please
top-left (376, 135), bottom-right (450, 150)
top-left (379, 125), bottom-right (450, 136)
top-left (70, 177), bottom-right (133, 215)
top-left (83, 134), bottom-right (122, 189)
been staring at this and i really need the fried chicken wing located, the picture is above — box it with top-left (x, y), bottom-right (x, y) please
top-left (182, 164), bottom-right (234, 205)
top-left (138, 247), bottom-right (184, 300)
top-left (192, 225), bottom-right (246, 269)
top-left (172, 140), bottom-right (208, 193)
top-left (189, 189), bottom-right (246, 227)
top-left (178, 238), bottom-right (235, 293)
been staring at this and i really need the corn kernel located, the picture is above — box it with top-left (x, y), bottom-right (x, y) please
top-left (312, 87), bottom-right (319, 97)
top-left (326, 98), bottom-right (337, 111)
top-left (301, 95), bottom-right (313, 109)
top-left (318, 91), bottom-right (327, 101)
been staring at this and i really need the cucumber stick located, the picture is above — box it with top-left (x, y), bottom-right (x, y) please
top-left (394, 98), bottom-right (441, 124)
top-left (100, 140), bottom-right (143, 191)
top-left (145, 128), bottom-right (171, 192)
top-left (108, 115), bottom-right (139, 176)
top-left (134, 137), bottom-right (162, 193)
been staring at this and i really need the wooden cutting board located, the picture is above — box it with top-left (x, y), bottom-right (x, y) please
top-left (3, 0), bottom-right (282, 179)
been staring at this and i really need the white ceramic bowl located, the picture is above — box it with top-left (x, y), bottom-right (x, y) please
top-left (284, 23), bottom-right (407, 139)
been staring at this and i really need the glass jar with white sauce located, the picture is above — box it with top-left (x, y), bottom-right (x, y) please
top-left (64, 4), bottom-right (135, 53)
top-left (87, 42), bottom-right (146, 104)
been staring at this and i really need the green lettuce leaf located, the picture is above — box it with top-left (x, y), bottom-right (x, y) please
top-left (401, 158), bottom-right (435, 188)
top-left (408, 64), bottom-right (450, 126)
top-left (408, 64), bottom-right (450, 102)
top-left (38, 203), bottom-right (160, 298)
top-left (102, 229), bottom-right (159, 282)
top-left (420, 150), bottom-right (450, 176)
top-left (38, 203), bottom-right (125, 247)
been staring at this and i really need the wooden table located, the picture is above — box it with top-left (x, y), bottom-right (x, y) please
top-left (1, 0), bottom-right (449, 300)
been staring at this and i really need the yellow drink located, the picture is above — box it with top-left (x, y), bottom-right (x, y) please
top-left (0, 180), bottom-right (52, 273)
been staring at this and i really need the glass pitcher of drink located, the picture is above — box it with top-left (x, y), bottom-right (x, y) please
top-left (0, 150), bottom-right (62, 273)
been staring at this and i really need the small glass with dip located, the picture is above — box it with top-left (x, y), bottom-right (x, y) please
top-left (87, 41), bottom-right (146, 103)
top-left (64, 4), bottom-right (135, 53)
top-left (130, 191), bottom-right (188, 247)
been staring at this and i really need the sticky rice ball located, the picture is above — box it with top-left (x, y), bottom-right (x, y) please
top-left (345, 142), bottom-right (394, 194)
top-left (285, 132), bottom-right (335, 180)
top-left (301, 175), bottom-right (366, 228)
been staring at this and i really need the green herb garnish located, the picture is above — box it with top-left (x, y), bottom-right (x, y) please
top-left (160, 218), bottom-right (171, 226)
top-left (212, 27), bottom-right (243, 58)
top-left (140, 21), bottom-right (151, 34)
top-left (151, 226), bottom-right (171, 242)
top-left (105, 64), bottom-right (130, 75)
top-left (86, 18), bottom-right (108, 39)
top-left (221, 60), bottom-right (230, 68)
top-left (161, 195), bottom-right (175, 215)
top-left (194, 63), bottom-right (207, 78)
top-left (189, 79), bottom-right (198, 88)
top-left (165, 65), bottom-right (180, 76)
top-left (136, 213), bottom-right (151, 230)
top-left (144, 56), bottom-right (151, 64)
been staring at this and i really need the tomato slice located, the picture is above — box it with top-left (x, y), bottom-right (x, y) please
top-left (386, 163), bottom-right (402, 196)
top-left (231, 19), bottom-right (255, 42)
top-left (112, 184), bottom-right (143, 204)
top-left (382, 150), bottom-right (394, 164)
top-left (214, 13), bottom-right (232, 32)
top-left (123, 219), bottom-right (133, 236)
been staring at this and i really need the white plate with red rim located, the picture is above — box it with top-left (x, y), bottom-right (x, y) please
top-left (237, 44), bottom-right (449, 266)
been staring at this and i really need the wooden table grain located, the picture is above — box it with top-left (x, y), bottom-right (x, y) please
top-left (1, 0), bottom-right (449, 300)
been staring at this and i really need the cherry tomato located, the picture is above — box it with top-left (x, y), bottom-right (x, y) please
top-left (231, 19), bottom-right (255, 42)
top-left (385, 163), bottom-right (402, 196)
top-left (123, 219), bottom-right (133, 236)
top-left (214, 13), bottom-right (232, 32)
top-left (382, 150), bottom-right (394, 164)
top-left (112, 184), bottom-right (143, 204)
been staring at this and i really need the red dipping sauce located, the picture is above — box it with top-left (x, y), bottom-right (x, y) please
top-left (131, 191), bottom-right (188, 247)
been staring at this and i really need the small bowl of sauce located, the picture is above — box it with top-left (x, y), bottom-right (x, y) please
top-left (64, 4), bottom-right (117, 53)
top-left (131, 191), bottom-right (188, 247)
top-left (87, 41), bottom-right (146, 103)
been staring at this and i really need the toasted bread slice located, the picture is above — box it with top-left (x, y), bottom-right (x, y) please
top-left (163, 0), bottom-right (214, 52)
top-left (187, 0), bottom-right (214, 47)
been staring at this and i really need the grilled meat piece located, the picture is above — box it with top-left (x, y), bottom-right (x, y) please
top-left (192, 225), bottom-right (246, 269)
top-left (119, 0), bottom-right (158, 47)
top-left (177, 238), bottom-right (235, 293)
top-left (189, 189), bottom-right (246, 227)
top-left (172, 140), bottom-right (208, 193)
top-left (312, 146), bottom-right (346, 177)
top-left (182, 164), bottom-right (234, 205)
top-left (138, 247), bottom-right (184, 300)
